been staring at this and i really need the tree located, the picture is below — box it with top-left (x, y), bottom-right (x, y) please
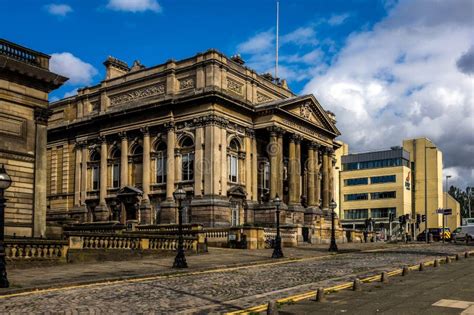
top-left (448, 185), bottom-right (473, 219)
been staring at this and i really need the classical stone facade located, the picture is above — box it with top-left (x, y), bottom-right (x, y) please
top-left (0, 39), bottom-right (67, 237)
top-left (46, 50), bottom-right (340, 228)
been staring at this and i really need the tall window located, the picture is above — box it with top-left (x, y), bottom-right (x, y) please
top-left (180, 136), bottom-right (194, 181)
top-left (258, 160), bottom-right (270, 190)
top-left (131, 144), bottom-right (143, 188)
top-left (155, 142), bottom-right (167, 184)
top-left (110, 148), bottom-right (121, 188)
top-left (89, 150), bottom-right (100, 191)
top-left (228, 139), bottom-right (240, 183)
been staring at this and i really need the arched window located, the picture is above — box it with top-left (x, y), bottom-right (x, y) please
top-left (228, 139), bottom-right (240, 183)
top-left (180, 136), bottom-right (194, 181)
top-left (131, 144), bottom-right (143, 188)
top-left (155, 142), bottom-right (167, 184)
top-left (90, 150), bottom-right (100, 191)
top-left (110, 147), bottom-right (121, 188)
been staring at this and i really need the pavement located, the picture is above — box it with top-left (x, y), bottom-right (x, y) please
top-left (0, 242), bottom-right (472, 314)
top-left (280, 252), bottom-right (474, 315)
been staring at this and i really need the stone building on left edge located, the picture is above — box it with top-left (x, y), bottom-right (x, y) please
top-left (0, 39), bottom-right (67, 237)
top-left (46, 50), bottom-right (341, 234)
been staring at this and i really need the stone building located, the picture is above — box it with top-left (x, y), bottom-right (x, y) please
top-left (0, 39), bottom-right (67, 237)
top-left (46, 50), bottom-right (340, 228)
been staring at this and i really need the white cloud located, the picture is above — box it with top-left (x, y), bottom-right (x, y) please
top-left (45, 4), bottom-right (73, 17)
top-left (106, 0), bottom-right (162, 13)
top-left (281, 27), bottom-right (317, 46)
top-left (327, 13), bottom-right (350, 26)
top-left (303, 0), bottom-right (474, 188)
top-left (50, 53), bottom-right (98, 85)
top-left (63, 89), bottom-right (78, 98)
top-left (237, 29), bottom-right (274, 54)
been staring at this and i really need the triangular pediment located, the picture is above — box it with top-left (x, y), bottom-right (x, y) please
top-left (117, 186), bottom-right (143, 196)
top-left (279, 95), bottom-right (340, 135)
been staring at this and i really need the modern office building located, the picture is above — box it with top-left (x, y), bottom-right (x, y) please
top-left (46, 50), bottom-right (341, 229)
top-left (0, 39), bottom-right (67, 237)
top-left (338, 138), bottom-right (460, 233)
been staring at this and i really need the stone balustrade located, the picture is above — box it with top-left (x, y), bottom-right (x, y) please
top-left (5, 238), bottom-right (68, 260)
top-left (204, 228), bottom-right (229, 247)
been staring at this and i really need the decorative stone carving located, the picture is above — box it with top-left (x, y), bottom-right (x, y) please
top-left (109, 84), bottom-right (165, 106)
top-left (257, 92), bottom-right (272, 103)
top-left (193, 114), bottom-right (228, 127)
top-left (34, 108), bottom-right (51, 125)
top-left (179, 77), bottom-right (195, 90)
top-left (300, 102), bottom-right (311, 119)
top-left (227, 78), bottom-right (243, 95)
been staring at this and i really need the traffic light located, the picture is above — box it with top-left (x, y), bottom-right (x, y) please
top-left (416, 214), bottom-right (421, 224)
top-left (421, 214), bottom-right (426, 222)
top-left (399, 215), bottom-right (403, 224)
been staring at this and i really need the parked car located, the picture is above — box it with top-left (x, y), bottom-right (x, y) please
top-left (417, 228), bottom-right (451, 242)
top-left (452, 226), bottom-right (474, 243)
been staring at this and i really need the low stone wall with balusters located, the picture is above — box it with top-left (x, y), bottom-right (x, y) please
top-left (204, 228), bottom-right (230, 247)
top-left (5, 238), bottom-right (68, 261)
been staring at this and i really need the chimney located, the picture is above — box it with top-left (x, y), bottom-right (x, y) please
top-left (103, 56), bottom-right (129, 80)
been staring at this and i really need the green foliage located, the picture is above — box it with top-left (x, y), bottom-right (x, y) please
top-left (448, 185), bottom-right (473, 218)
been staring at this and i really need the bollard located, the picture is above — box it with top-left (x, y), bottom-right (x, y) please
top-left (455, 254), bottom-right (460, 261)
top-left (434, 259), bottom-right (439, 268)
top-left (446, 256), bottom-right (451, 264)
top-left (381, 272), bottom-right (389, 283)
top-left (465, 252), bottom-right (469, 258)
top-left (316, 288), bottom-right (326, 302)
top-left (419, 263), bottom-right (424, 271)
top-left (267, 301), bottom-right (278, 315)
top-left (402, 266), bottom-right (410, 276)
top-left (353, 278), bottom-right (362, 291)
top-left (429, 234), bottom-right (434, 243)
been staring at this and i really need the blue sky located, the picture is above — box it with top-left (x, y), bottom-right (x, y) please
top-left (1, 0), bottom-right (473, 188)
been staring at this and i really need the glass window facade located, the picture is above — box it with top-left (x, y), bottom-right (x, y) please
top-left (343, 158), bottom-right (408, 171)
top-left (344, 177), bottom-right (368, 186)
top-left (344, 193), bottom-right (369, 201)
top-left (371, 175), bottom-right (396, 184)
top-left (371, 207), bottom-right (396, 218)
top-left (228, 155), bottom-right (238, 183)
top-left (370, 191), bottom-right (396, 199)
top-left (155, 151), bottom-right (167, 184)
top-left (112, 164), bottom-right (120, 188)
top-left (345, 209), bottom-right (369, 219)
top-left (182, 152), bottom-right (194, 181)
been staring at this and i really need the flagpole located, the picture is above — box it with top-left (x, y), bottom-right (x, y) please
top-left (275, 0), bottom-right (279, 81)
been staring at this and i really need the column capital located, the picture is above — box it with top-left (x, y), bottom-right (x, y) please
top-left (34, 108), bottom-right (51, 125)
top-left (118, 131), bottom-right (128, 140)
top-left (267, 126), bottom-right (285, 137)
top-left (74, 140), bottom-right (87, 149)
top-left (245, 128), bottom-right (255, 139)
top-left (309, 141), bottom-right (321, 149)
top-left (290, 134), bottom-right (303, 143)
top-left (140, 126), bottom-right (150, 135)
top-left (164, 121), bottom-right (175, 131)
top-left (324, 146), bottom-right (334, 155)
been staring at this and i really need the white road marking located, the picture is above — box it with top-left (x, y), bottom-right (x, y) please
top-left (433, 299), bottom-right (474, 310)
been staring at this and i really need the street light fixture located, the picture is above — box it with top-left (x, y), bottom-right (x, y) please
top-left (329, 199), bottom-right (338, 252)
top-left (424, 145), bottom-right (437, 243)
top-left (173, 186), bottom-right (188, 268)
top-left (272, 194), bottom-right (283, 259)
top-left (0, 164), bottom-right (12, 288)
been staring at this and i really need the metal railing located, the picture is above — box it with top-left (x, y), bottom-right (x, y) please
top-left (0, 39), bottom-right (50, 69)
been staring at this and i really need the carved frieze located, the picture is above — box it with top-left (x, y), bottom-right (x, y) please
top-left (109, 84), bottom-right (165, 106)
top-left (257, 92), bottom-right (272, 103)
top-left (179, 77), bottom-right (195, 90)
top-left (227, 78), bottom-right (243, 95)
top-left (300, 102), bottom-right (311, 119)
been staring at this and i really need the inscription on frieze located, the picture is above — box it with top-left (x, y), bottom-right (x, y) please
top-left (109, 84), bottom-right (165, 106)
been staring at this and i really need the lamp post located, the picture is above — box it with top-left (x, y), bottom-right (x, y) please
top-left (173, 186), bottom-right (187, 268)
top-left (443, 175), bottom-right (451, 243)
top-left (0, 164), bottom-right (12, 288)
top-left (424, 145), bottom-right (437, 243)
top-left (272, 194), bottom-right (283, 258)
top-left (329, 199), bottom-right (338, 252)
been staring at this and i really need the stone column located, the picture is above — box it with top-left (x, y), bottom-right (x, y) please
top-left (322, 147), bottom-right (331, 210)
top-left (81, 144), bottom-right (87, 205)
top-left (220, 126), bottom-right (227, 195)
top-left (313, 144), bottom-right (321, 207)
top-left (288, 135), bottom-right (298, 205)
top-left (307, 143), bottom-right (317, 207)
top-left (95, 136), bottom-right (109, 221)
top-left (165, 122), bottom-right (176, 200)
top-left (119, 132), bottom-right (128, 187)
top-left (330, 155), bottom-right (336, 202)
top-left (74, 142), bottom-right (82, 206)
top-left (194, 125), bottom-right (204, 197)
top-left (140, 127), bottom-right (152, 224)
top-left (295, 137), bottom-right (302, 203)
top-left (33, 109), bottom-right (48, 237)
top-left (245, 132), bottom-right (252, 198)
top-left (268, 128), bottom-right (278, 200)
top-left (277, 132), bottom-right (284, 198)
top-left (251, 133), bottom-right (258, 201)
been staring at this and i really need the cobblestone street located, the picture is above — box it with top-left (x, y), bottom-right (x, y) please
top-left (0, 243), bottom-right (472, 314)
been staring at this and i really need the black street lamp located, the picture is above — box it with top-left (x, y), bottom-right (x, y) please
top-left (0, 164), bottom-right (12, 288)
top-left (272, 194), bottom-right (284, 259)
top-left (329, 199), bottom-right (338, 252)
top-left (173, 186), bottom-right (188, 268)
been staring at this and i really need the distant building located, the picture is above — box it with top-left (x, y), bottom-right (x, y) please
top-left (337, 138), bottom-right (460, 234)
top-left (46, 50), bottom-right (341, 230)
top-left (0, 39), bottom-right (67, 237)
